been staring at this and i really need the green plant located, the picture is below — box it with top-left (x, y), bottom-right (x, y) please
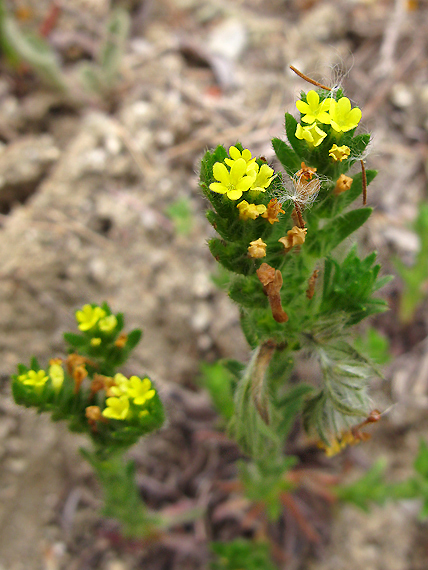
top-left (0, 0), bottom-right (67, 90)
top-left (336, 439), bottom-right (428, 520)
top-left (394, 203), bottom-right (428, 323)
top-left (77, 7), bottom-right (130, 100)
top-left (165, 197), bottom-right (194, 236)
top-left (210, 539), bottom-right (277, 570)
top-left (199, 71), bottom-right (393, 521)
top-left (12, 302), bottom-right (165, 537)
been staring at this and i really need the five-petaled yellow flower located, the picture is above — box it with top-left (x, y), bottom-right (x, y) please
top-left (98, 315), bottom-right (118, 333)
top-left (109, 373), bottom-right (130, 396)
top-left (296, 90), bottom-right (331, 124)
top-left (250, 164), bottom-right (275, 192)
top-left (295, 123), bottom-right (327, 147)
top-left (225, 146), bottom-right (257, 173)
top-left (126, 376), bottom-right (156, 406)
top-left (76, 304), bottom-right (106, 331)
top-left (329, 97), bottom-right (362, 133)
top-left (18, 369), bottom-right (49, 390)
top-left (329, 144), bottom-right (351, 162)
top-left (102, 395), bottom-right (130, 420)
top-left (237, 200), bottom-right (267, 221)
top-left (209, 159), bottom-right (256, 200)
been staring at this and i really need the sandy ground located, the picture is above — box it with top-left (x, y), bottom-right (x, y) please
top-left (1, 0), bottom-right (428, 568)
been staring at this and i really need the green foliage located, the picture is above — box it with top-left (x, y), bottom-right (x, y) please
top-left (199, 361), bottom-right (237, 420)
top-left (319, 247), bottom-right (391, 326)
top-left (77, 7), bottom-right (130, 99)
top-left (336, 440), bottom-right (428, 520)
top-left (81, 448), bottom-right (160, 537)
top-left (354, 327), bottom-right (391, 365)
top-left (395, 203), bottom-right (428, 323)
top-left (165, 197), bottom-right (194, 236)
top-left (0, 0), bottom-right (67, 90)
top-left (210, 539), bottom-right (277, 570)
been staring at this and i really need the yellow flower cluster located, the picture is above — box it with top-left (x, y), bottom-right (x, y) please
top-left (210, 146), bottom-right (275, 201)
top-left (295, 90), bottom-right (361, 147)
top-left (75, 304), bottom-right (118, 333)
top-left (18, 364), bottom-right (66, 393)
top-left (102, 373), bottom-right (156, 420)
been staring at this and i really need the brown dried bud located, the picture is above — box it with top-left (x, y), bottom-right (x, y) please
top-left (334, 174), bottom-right (353, 195)
top-left (279, 226), bottom-right (307, 252)
top-left (295, 161), bottom-right (317, 181)
top-left (256, 263), bottom-right (288, 323)
top-left (248, 238), bottom-right (267, 259)
top-left (115, 333), bottom-right (128, 349)
top-left (72, 365), bottom-right (87, 393)
top-left (306, 269), bottom-right (319, 299)
top-left (261, 198), bottom-right (285, 225)
top-left (85, 406), bottom-right (102, 422)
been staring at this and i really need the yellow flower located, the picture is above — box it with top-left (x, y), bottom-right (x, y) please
top-left (76, 304), bottom-right (106, 331)
top-left (126, 376), bottom-right (156, 406)
top-left (250, 164), bottom-right (275, 192)
top-left (248, 238), bottom-right (267, 258)
top-left (225, 146), bottom-right (257, 173)
top-left (278, 226), bottom-right (307, 251)
top-left (90, 337), bottom-right (102, 347)
top-left (98, 315), bottom-right (118, 332)
top-left (329, 144), bottom-right (351, 162)
top-left (237, 200), bottom-right (267, 221)
top-left (18, 369), bottom-right (49, 389)
top-left (209, 159), bottom-right (256, 200)
top-left (102, 395), bottom-right (130, 420)
top-left (109, 372), bottom-right (130, 396)
top-left (295, 123), bottom-right (327, 147)
top-left (296, 90), bottom-right (331, 124)
top-left (48, 363), bottom-right (64, 391)
top-left (329, 97), bottom-right (361, 133)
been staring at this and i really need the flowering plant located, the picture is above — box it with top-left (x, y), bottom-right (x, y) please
top-left (12, 303), bottom-right (165, 536)
top-left (199, 72), bottom-right (393, 523)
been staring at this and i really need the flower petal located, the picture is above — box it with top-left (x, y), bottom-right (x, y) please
top-left (229, 158), bottom-right (247, 183)
top-left (306, 90), bottom-right (319, 108)
top-left (213, 162), bottom-right (230, 184)
top-left (296, 100), bottom-right (311, 115)
top-left (226, 189), bottom-right (243, 200)
top-left (209, 182), bottom-right (227, 194)
top-left (229, 146), bottom-right (241, 160)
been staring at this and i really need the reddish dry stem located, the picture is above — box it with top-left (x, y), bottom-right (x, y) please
top-left (39, 2), bottom-right (61, 37)
top-left (293, 204), bottom-right (306, 229)
top-left (361, 159), bottom-right (367, 205)
top-left (289, 65), bottom-right (331, 91)
top-left (280, 492), bottom-right (322, 544)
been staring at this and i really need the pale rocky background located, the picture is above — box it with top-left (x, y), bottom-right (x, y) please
top-left (1, 0), bottom-right (428, 569)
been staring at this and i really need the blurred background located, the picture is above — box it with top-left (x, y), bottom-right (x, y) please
top-left (0, 0), bottom-right (428, 568)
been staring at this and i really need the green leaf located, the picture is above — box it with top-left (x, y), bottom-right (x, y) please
top-left (126, 329), bottom-right (142, 351)
top-left (414, 439), bottom-right (428, 478)
top-left (307, 207), bottom-right (372, 257)
top-left (284, 112), bottom-right (306, 156)
top-left (64, 332), bottom-right (87, 348)
top-left (199, 362), bottom-right (235, 420)
top-left (272, 137), bottom-right (301, 176)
